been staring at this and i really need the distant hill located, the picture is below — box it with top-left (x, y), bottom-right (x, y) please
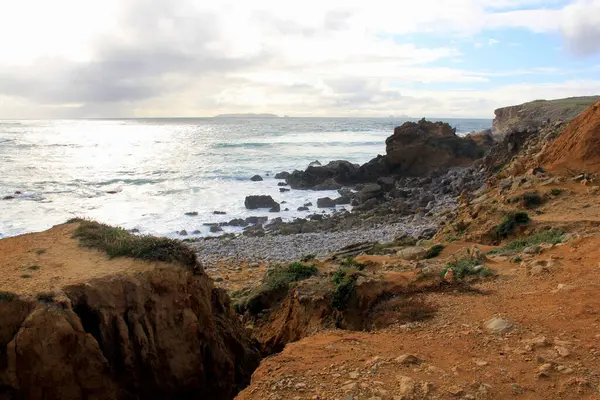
top-left (213, 113), bottom-right (280, 118)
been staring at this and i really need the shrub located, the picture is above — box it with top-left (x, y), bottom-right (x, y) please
top-left (70, 219), bottom-right (197, 268)
top-left (339, 257), bottom-right (366, 270)
top-left (494, 229), bottom-right (564, 254)
top-left (28, 265), bottom-right (40, 271)
top-left (423, 244), bottom-right (445, 259)
top-left (441, 258), bottom-right (489, 280)
top-left (20, 274), bottom-right (32, 279)
top-left (35, 249), bottom-right (46, 255)
top-left (234, 262), bottom-right (318, 314)
top-left (493, 211), bottom-right (530, 240)
top-left (550, 188), bottom-right (563, 196)
top-left (521, 192), bottom-right (544, 209)
top-left (0, 291), bottom-right (17, 302)
top-left (331, 266), bottom-right (360, 311)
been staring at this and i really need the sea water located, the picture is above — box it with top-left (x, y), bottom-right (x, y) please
top-left (0, 117), bottom-right (491, 238)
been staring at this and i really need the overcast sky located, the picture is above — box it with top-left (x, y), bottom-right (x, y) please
top-left (0, 0), bottom-right (600, 119)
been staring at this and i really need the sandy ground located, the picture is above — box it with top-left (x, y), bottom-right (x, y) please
top-left (0, 223), bottom-right (161, 295)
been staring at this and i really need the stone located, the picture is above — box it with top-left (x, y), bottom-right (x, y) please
top-left (244, 195), bottom-right (279, 210)
top-left (185, 211), bottom-right (198, 216)
top-left (287, 160), bottom-right (359, 189)
top-left (396, 375), bottom-right (416, 398)
top-left (179, 230), bottom-right (188, 236)
top-left (275, 171), bottom-right (290, 179)
top-left (279, 188), bottom-right (290, 192)
top-left (213, 211), bottom-right (227, 215)
top-left (484, 317), bottom-right (513, 334)
top-left (2, 195), bottom-right (15, 200)
top-left (341, 382), bottom-right (357, 391)
top-left (209, 226), bottom-right (223, 233)
top-left (395, 354), bottom-right (421, 365)
top-left (277, 182), bottom-right (288, 186)
top-left (523, 245), bottom-right (541, 255)
top-left (397, 247), bottom-right (427, 261)
top-left (335, 196), bottom-right (351, 205)
top-left (250, 175), bottom-right (263, 181)
top-left (308, 160), bottom-right (322, 167)
top-left (297, 206), bottom-right (309, 211)
top-left (304, 202), bottom-right (313, 207)
top-left (555, 346), bottom-right (570, 357)
top-left (317, 197), bottom-right (337, 208)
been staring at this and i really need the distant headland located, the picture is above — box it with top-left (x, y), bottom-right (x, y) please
top-left (213, 113), bottom-right (280, 118)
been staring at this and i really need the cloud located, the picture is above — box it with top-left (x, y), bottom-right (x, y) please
top-left (0, 0), bottom-right (598, 118)
top-left (561, 0), bottom-right (600, 55)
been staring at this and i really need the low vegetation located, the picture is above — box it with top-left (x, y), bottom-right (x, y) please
top-left (441, 258), bottom-right (490, 280)
top-left (369, 237), bottom-right (418, 255)
top-left (20, 274), bottom-right (32, 279)
top-left (521, 192), bottom-right (544, 209)
top-left (234, 262), bottom-right (319, 314)
top-left (492, 211), bottom-right (530, 240)
top-left (331, 258), bottom-right (365, 311)
top-left (423, 244), bottom-right (445, 259)
top-left (550, 188), bottom-right (564, 196)
top-left (27, 265), bottom-right (40, 271)
top-left (0, 291), bottom-right (17, 302)
top-left (69, 218), bottom-right (198, 267)
top-left (490, 229), bottom-right (565, 255)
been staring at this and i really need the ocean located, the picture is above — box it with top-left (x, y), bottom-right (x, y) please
top-left (0, 117), bottom-right (491, 239)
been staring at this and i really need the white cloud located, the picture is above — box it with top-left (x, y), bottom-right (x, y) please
top-left (0, 0), bottom-right (598, 118)
top-left (561, 0), bottom-right (600, 55)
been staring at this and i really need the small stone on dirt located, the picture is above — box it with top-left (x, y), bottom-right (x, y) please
top-left (395, 354), bottom-right (422, 365)
top-left (485, 317), bottom-right (513, 334)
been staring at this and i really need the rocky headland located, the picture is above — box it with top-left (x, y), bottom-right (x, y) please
top-left (4, 97), bottom-right (600, 399)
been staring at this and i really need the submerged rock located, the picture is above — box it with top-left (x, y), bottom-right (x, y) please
top-left (250, 175), bottom-right (263, 181)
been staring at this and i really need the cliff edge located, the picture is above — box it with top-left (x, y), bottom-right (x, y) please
top-left (0, 221), bottom-right (260, 400)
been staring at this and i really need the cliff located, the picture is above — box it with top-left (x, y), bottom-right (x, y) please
top-left (492, 96), bottom-right (600, 138)
top-left (0, 221), bottom-right (260, 400)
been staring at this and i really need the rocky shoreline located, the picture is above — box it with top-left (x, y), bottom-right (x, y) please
top-left (191, 119), bottom-right (491, 264)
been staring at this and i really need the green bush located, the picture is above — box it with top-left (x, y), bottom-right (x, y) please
top-left (494, 229), bottom-right (564, 254)
top-left (521, 192), bottom-right (544, 209)
top-left (331, 266), bottom-right (359, 311)
top-left (550, 188), bottom-right (563, 196)
top-left (423, 244), bottom-right (445, 259)
top-left (0, 291), bottom-right (17, 302)
top-left (234, 262), bottom-right (318, 314)
top-left (70, 219), bottom-right (197, 268)
top-left (28, 265), bottom-right (40, 271)
top-left (441, 258), bottom-right (488, 280)
top-left (493, 211), bottom-right (530, 239)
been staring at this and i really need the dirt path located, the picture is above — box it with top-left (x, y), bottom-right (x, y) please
top-left (236, 237), bottom-right (600, 400)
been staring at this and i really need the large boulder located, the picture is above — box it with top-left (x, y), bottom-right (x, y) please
top-left (286, 160), bottom-right (359, 189)
top-left (382, 119), bottom-right (484, 177)
top-left (244, 195), bottom-right (279, 210)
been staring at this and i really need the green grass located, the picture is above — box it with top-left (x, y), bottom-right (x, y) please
top-left (234, 262), bottom-right (319, 314)
top-left (331, 265), bottom-right (359, 311)
top-left (369, 237), bottom-right (418, 255)
top-left (441, 258), bottom-right (488, 280)
top-left (493, 211), bottom-right (530, 240)
top-left (27, 265), bottom-right (41, 271)
top-left (423, 244), bottom-right (445, 259)
top-left (69, 219), bottom-right (198, 268)
top-left (20, 274), bottom-right (32, 279)
top-left (0, 291), bottom-right (17, 302)
top-left (339, 257), bottom-right (366, 270)
top-left (550, 188), bottom-right (564, 196)
top-left (491, 229), bottom-right (564, 255)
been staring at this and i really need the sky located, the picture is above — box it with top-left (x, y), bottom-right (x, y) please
top-left (0, 0), bottom-right (600, 118)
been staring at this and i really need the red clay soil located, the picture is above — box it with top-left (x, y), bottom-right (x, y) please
top-left (541, 101), bottom-right (600, 174)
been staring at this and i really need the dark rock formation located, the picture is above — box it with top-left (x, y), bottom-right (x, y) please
top-left (250, 175), bottom-right (263, 182)
top-left (244, 195), bottom-right (279, 210)
top-left (286, 161), bottom-right (359, 189)
top-left (274, 172), bottom-right (290, 180)
top-left (317, 197), bottom-right (336, 208)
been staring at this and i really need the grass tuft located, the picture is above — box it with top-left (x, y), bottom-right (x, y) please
top-left (234, 262), bottom-right (318, 314)
top-left (35, 249), bottom-right (46, 255)
top-left (493, 211), bottom-right (530, 240)
top-left (20, 274), bottom-right (32, 279)
top-left (331, 264), bottom-right (362, 311)
top-left (0, 291), bottom-right (17, 302)
top-left (70, 219), bottom-right (198, 267)
top-left (492, 229), bottom-right (564, 255)
top-left (423, 244), bottom-right (445, 259)
top-left (27, 265), bottom-right (41, 271)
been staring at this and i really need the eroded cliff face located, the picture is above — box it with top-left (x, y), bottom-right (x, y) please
top-left (492, 96), bottom-right (600, 138)
top-left (0, 224), bottom-right (261, 400)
